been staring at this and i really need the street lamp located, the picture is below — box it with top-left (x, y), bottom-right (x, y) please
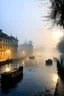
top-left (7, 50), bottom-right (10, 52)
top-left (22, 51), bottom-right (26, 57)
top-left (22, 51), bottom-right (25, 54)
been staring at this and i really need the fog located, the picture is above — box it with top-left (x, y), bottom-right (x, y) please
top-left (0, 0), bottom-right (63, 59)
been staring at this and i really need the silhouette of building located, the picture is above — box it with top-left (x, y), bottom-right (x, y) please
top-left (19, 40), bottom-right (33, 57)
top-left (0, 29), bottom-right (18, 61)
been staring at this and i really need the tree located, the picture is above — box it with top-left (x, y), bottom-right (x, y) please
top-left (50, 0), bottom-right (64, 28)
top-left (57, 37), bottom-right (64, 54)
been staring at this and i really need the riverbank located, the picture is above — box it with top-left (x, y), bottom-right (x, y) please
top-left (0, 57), bottom-right (26, 66)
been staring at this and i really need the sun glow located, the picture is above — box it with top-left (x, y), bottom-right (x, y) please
top-left (55, 31), bottom-right (63, 39)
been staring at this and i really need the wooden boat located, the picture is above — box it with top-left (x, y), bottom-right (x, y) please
top-left (45, 59), bottom-right (53, 65)
top-left (1, 66), bottom-right (23, 82)
top-left (1, 72), bottom-right (23, 94)
top-left (29, 56), bottom-right (35, 59)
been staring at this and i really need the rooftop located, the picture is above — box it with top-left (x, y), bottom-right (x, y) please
top-left (0, 29), bottom-right (18, 41)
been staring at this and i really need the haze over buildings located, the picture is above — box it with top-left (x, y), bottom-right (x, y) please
top-left (0, 29), bottom-right (18, 61)
top-left (0, 0), bottom-right (63, 52)
top-left (18, 41), bottom-right (33, 57)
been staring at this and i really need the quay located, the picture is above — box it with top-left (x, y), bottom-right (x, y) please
top-left (0, 57), bottom-right (26, 66)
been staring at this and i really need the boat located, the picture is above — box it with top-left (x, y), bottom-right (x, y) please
top-left (29, 56), bottom-right (35, 59)
top-left (45, 59), bottom-right (53, 65)
top-left (1, 66), bottom-right (23, 83)
top-left (1, 73), bottom-right (23, 94)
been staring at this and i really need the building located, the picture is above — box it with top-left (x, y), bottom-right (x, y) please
top-left (0, 29), bottom-right (18, 61)
top-left (19, 41), bottom-right (33, 57)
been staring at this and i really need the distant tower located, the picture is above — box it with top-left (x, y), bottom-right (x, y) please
top-left (24, 39), bottom-right (27, 44)
top-left (29, 40), bottom-right (32, 45)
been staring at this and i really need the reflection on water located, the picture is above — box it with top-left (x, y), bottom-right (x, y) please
top-left (52, 74), bottom-right (58, 83)
top-left (21, 60), bottom-right (25, 66)
top-left (5, 65), bottom-right (11, 72)
top-left (54, 76), bottom-right (64, 96)
top-left (1, 73), bottom-right (23, 95)
top-left (0, 55), bottom-right (60, 96)
top-left (0, 64), bottom-right (12, 74)
top-left (53, 55), bottom-right (64, 96)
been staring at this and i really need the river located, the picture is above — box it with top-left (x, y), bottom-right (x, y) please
top-left (0, 55), bottom-right (62, 96)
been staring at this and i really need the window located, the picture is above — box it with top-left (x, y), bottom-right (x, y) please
top-left (0, 38), bottom-right (2, 42)
top-left (0, 45), bottom-right (2, 48)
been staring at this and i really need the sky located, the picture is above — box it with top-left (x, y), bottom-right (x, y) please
top-left (0, 0), bottom-right (63, 50)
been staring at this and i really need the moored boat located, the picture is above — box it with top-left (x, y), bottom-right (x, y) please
top-left (45, 59), bottom-right (53, 65)
top-left (1, 72), bottom-right (23, 94)
top-left (1, 66), bottom-right (23, 82)
top-left (29, 56), bottom-right (35, 59)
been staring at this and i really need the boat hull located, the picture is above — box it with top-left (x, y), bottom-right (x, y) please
top-left (29, 56), bottom-right (35, 59)
top-left (1, 66), bottom-right (23, 83)
top-left (1, 73), bottom-right (23, 94)
top-left (45, 59), bottom-right (53, 66)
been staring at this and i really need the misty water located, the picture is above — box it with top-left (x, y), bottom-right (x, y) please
top-left (0, 53), bottom-right (63, 96)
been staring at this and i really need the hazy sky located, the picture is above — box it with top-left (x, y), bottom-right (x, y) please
top-left (0, 0), bottom-right (63, 50)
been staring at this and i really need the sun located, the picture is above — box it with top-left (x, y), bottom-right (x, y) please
top-left (55, 31), bottom-right (63, 39)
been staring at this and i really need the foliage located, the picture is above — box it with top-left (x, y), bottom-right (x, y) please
top-left (50, 0), bottom-right (64, 28)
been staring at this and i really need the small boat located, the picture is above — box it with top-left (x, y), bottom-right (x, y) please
top-left (1, 73), bottom-right (23, 94)
top-left (1, 66), bottom-right (23, 82)
top-left (29, 56), bottom-right (35, 59)
top-left (45, 59), bottom-right (53, 65)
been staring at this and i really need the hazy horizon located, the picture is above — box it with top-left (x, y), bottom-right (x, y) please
top-left (0, 0), bottom-right (63, 51)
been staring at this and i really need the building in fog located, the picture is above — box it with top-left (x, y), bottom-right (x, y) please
top-left (0, 29), bottom-right (18, 61)
top-left (19, 41), bottom-right (33, 57)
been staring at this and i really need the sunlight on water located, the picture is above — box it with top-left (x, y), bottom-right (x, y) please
top-left (21, 60), bottom-right (25, 66)
top-left (6, 66), bottom-right (11, 72)
top-left (52, 74), bottom-right (58, 83)
top-left (0, 52), bottom-right (60, 96)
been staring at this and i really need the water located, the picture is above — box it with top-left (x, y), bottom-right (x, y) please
top-left (0, 57), bottom-right (58, 96)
